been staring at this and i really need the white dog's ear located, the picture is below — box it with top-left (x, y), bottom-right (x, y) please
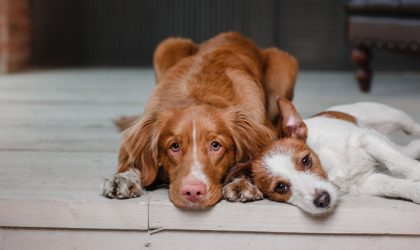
top-left (276, 96), bottom-right (307, 140)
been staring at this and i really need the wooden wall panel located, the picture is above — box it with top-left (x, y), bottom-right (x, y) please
top-left (29, 0), bottom-right (420, 70)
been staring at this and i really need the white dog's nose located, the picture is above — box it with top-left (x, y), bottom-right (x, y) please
top-left (313, 191), bottom-right (330, 208)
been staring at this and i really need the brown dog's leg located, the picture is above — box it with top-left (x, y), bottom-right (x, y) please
top-left (261, 48), bottom-right (299, 123)
top-left (103, 114), bottom-right (160, 199)
top-left (222, 162), bottom-right (263, 202)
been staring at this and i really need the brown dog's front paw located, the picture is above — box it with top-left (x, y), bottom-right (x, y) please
top-left (102, 169), bottom-right (143, 199)
top-left (222, 177), bottom-right (263, 202)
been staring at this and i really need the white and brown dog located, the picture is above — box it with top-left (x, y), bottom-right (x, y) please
top-left (251, 97), bottom-right (420, 215)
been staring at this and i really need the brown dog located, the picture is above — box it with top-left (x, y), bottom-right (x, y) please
top-left (102, 32), bottom-right (298, 209)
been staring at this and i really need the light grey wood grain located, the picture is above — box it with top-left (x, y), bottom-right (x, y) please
top-left (0, 126), bottom-right (120, 152)
top-left (0, 68), bottom-right (155, 104)
top-left (2, 228), bottom-right (420, 250)
top-left (0, 103), bottom-right (142, 124)
top-left (294, 72), bottom-right (420, 119)
top-left (0, 69), bottom-right (420, 238)
top-left (149, 189), bottom-right (420, 235)
top-left (149, 230), bottom-right (420, 250)
top-left (1, 228), bottom-right (149, 250)
top-left (0, 151), bottom-right (149, 229)
top-left (0, 151), bottom-right (117, 200)
top-left (0, 199), bottom-right (148, 230)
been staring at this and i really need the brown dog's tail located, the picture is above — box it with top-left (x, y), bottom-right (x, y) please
top-left (113, 115), bottom-right (139, 132)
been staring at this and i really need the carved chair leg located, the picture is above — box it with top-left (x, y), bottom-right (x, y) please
top-left (351, 46), bottom-right (372, 92)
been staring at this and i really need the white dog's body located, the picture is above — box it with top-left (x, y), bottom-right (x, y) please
top-left (309, 113), bottom-right (419, 188)
top-left (253, 100), bottom-right (420, 215)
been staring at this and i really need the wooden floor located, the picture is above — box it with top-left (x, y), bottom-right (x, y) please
top-left (1, 69), bottom-right (420, 250)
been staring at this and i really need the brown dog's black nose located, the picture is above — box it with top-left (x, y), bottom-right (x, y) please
top-left (313, 191), bottom-right (330, 208)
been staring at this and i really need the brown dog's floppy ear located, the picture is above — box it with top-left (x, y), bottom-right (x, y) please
top-left (153, 37), bottom-right (198, 82)
top-left (276, 96), bottom-right (307, 140)
top-left (227, 109), bottom-right (275, 163)
top-left (117, 114), bottom-right (160, 187)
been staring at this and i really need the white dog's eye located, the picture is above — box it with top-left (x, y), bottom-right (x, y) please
top-left (276, 182), bottom-right (289, 194)
top-left (301, 154), bottom-right (312, 168)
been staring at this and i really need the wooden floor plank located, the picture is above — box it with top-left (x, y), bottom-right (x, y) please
top-left (0, 151), bottom-right (119, 201)
top-left (149, 231), bottom-right (420, 250)
top-left (0, 103), bottom-right (141, 126)
top-left (0, 126), bottom-right (120, 152)
top-left (0, 69), bottom-right (420, 236)
top-left (0, 68), bottom-right (155, 104)
top-left (294, 72), bottom-right (420, 119)
top-left (1, 228), bottom-right (149, 250)
top-left (2, 228), bottom-right (420, 250)
top-left (0, 151), bottom-right (149, 230)
top-left (148, 189), bottom-right (420, 235)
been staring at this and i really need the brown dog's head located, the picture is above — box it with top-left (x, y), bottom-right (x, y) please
top-left (121, 104), bottom-right (273, 209)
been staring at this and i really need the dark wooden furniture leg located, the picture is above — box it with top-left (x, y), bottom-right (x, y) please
top-left (351, 46), bottom-right (372, 92)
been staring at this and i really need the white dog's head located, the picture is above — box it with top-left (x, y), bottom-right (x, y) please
top-left (252, 97), bottom-right (338, 215)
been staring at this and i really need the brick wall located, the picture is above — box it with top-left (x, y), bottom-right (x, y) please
top-left (0, 0), bottom-right (30, 73)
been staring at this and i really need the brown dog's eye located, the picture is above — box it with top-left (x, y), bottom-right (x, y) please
top-left (301, 154), bottom-right (312, 168)
top-left (170, 143), bottom-right (180, 152)
top-left (211, 141), bottom-right (221, 151)
top-left (276, 182), bottom-right (289, 194)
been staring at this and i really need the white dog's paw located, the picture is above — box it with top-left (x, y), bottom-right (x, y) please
top-left (223, 177), bottom-right (263, 202)
top-left (102, 169), bottom-right (143, 199)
